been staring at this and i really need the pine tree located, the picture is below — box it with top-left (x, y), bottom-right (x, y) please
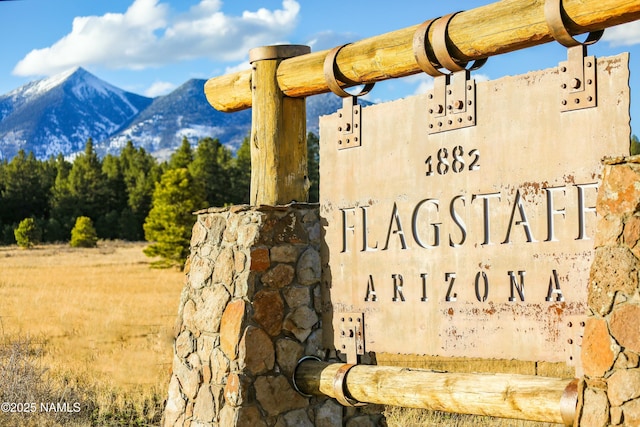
top-left (169, 137), bottom-right (194, 170)
top-left (229, 137), bottom-right (252, 205)
top-left (307, 132), bottom-right (320, 203)
top-left (70, 216), bottom-right (98, 248)
top-left (143, 168), bottom-right (206, 269)
top-left (49, 154), bottom-right (75, 238)
top-left (99, 154), bottom-right (127, 239)
top-left (0, 150), bottom-right (51, 225)
top-left (631, 134), bottom-right (640, 156)
top-left (120, 141), bottom-right (162, 240)
top-left (67, 139), bottom-right (107, 222)
top-left (14, 218), bottom-right (41, 248)
top-left (190, 137), bottom-right (234, 207)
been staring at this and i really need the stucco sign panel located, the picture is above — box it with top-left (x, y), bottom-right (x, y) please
top-left (320, 53), bottom-right (630, 363)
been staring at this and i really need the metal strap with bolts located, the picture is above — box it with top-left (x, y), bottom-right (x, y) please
top-left (412, 18), bottom-right (447, 77)
top-left (544, 0), bottom-right (603, 46)
top-left (323, 43), bottom-right (375, 98)
top-left (431, 12), bottom-right (487, 73)
top-left (332, 363), bottom-right (367, 407)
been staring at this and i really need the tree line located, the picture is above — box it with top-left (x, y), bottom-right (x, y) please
top-left (0, 132), bottom-right (320, 263)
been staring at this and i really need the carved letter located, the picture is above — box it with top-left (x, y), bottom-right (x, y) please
top-left (420, 273), bottom-right (429, 302)
top-left (545, 186), bottom-right (566, 242)
top-left (412, 199), bottom-right (441, 248)
top-left (383, 203), bottom-right (408, 250)
top-left (503, 190), bottom-right (537, 243)
top-left (545, 270), bottom-right (565, 302)
top-left (449, 195), bottom-right (467, 247)
top-left (445, 272), bottom-right (457, 302)
top-left (475, 271), bottom-right (489, 302)
top-left (575, 183), bottom-right (598, 240)
top-left (392, 274), bottom-right (405, 302)
top-left (341, 208), bottom-right (356, 253)
top-left (365, 275), bottom-right (377, 302)
top-left (508, 270), bottom-right (526, 302)
top-left (361, 206), bottom-right (379, 252)
top-left (471, 192), bottom-right (501, 245)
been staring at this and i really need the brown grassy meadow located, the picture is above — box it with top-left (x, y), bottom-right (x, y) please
top-left (0, 241), bottom-right (184, 426)
top-left (0, 241), bottom-right (565, 426)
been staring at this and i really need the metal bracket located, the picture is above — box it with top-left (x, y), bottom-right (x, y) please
top-left (559, 45), bottom-right (597, 112)
top-left (338, 313), bottom-right (365, 364)
top-left (562, 315), bottom-right (585, 377)
top-left (332, 363), bottom-right (367, 407)
top-left (337, 96), bottom-right (362, 150)
top-left (427, 70), bottom-right (476, 134)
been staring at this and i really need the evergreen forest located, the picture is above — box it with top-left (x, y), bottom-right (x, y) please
top-left (0, 133), bottom-right (320, 250)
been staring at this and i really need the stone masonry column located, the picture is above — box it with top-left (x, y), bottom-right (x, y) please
top-left (577, 157), bottom-right (640, 426)
top-left (162, 204), bottom-right (349, 426)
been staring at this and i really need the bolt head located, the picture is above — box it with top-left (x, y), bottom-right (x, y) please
top-left (571, 78), bottom-right (581, 89)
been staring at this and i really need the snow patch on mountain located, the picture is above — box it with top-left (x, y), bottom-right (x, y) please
top-left (19, 67), bottom-right (79, 98)
top-left (175, 125), bottom-right (225, 140)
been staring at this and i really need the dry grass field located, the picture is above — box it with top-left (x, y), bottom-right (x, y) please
top-left (0, 241), bottom-right (184, 426)
top-left (0, 241), bottom-right (565, 426)
top-left (383, 407), bottom-right (564, 427)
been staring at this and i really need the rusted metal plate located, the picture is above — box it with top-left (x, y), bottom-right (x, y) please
top-left (319, 53), bottom-right (630, 364)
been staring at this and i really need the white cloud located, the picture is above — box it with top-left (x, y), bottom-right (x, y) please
top-left (145, 81), bottom-right (176, 97)
top-left (411, 74), bottom-right (434, 95)
top-left (603, 21), bottom-right (640, 47)
top-left (224, 62), bottom-right (251, 74)
top-left (473, 73), bottom-right (490, 83)
top-left (13, 0), bottom-right (300, 77)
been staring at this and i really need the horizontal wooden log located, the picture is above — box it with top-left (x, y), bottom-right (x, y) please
top-left (294, 360), bottom-right (577, 425)
top-left (204, 0), bottom-right (640, 112)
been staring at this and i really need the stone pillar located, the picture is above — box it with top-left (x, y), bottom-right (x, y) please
top-left (162, 204), bottom-right (351, 427)
top-left (578, 157), bottom-right (640, 426)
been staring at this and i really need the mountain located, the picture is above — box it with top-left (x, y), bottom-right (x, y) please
top-left (0, 67), bottom-right (370, 161)
top-left (0, 67), bottom-right (152, 160)
top-left (104, 83), bottom-right (358, 158)
top-left (101, 78), bottom-right (252, 159)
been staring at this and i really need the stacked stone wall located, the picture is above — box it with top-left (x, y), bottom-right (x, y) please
top-left (162, 204), bottom-right (381, 427)
top-left (578, 157), bottom-right (640, 426)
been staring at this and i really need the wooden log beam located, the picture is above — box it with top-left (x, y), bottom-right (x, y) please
top-left (294, 360), bottom-right (578, 425)
top-left (204, 0), bottom-right (640, 112)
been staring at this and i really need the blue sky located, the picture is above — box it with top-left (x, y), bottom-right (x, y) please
top-left (1, 0), bottom-right (640, 130)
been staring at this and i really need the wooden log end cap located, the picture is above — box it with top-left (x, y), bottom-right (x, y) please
top-left (249, 44), bottom-right (311, 63)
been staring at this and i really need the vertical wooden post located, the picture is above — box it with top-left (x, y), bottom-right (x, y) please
top-left (249, 45), bottom-right (310, 206)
